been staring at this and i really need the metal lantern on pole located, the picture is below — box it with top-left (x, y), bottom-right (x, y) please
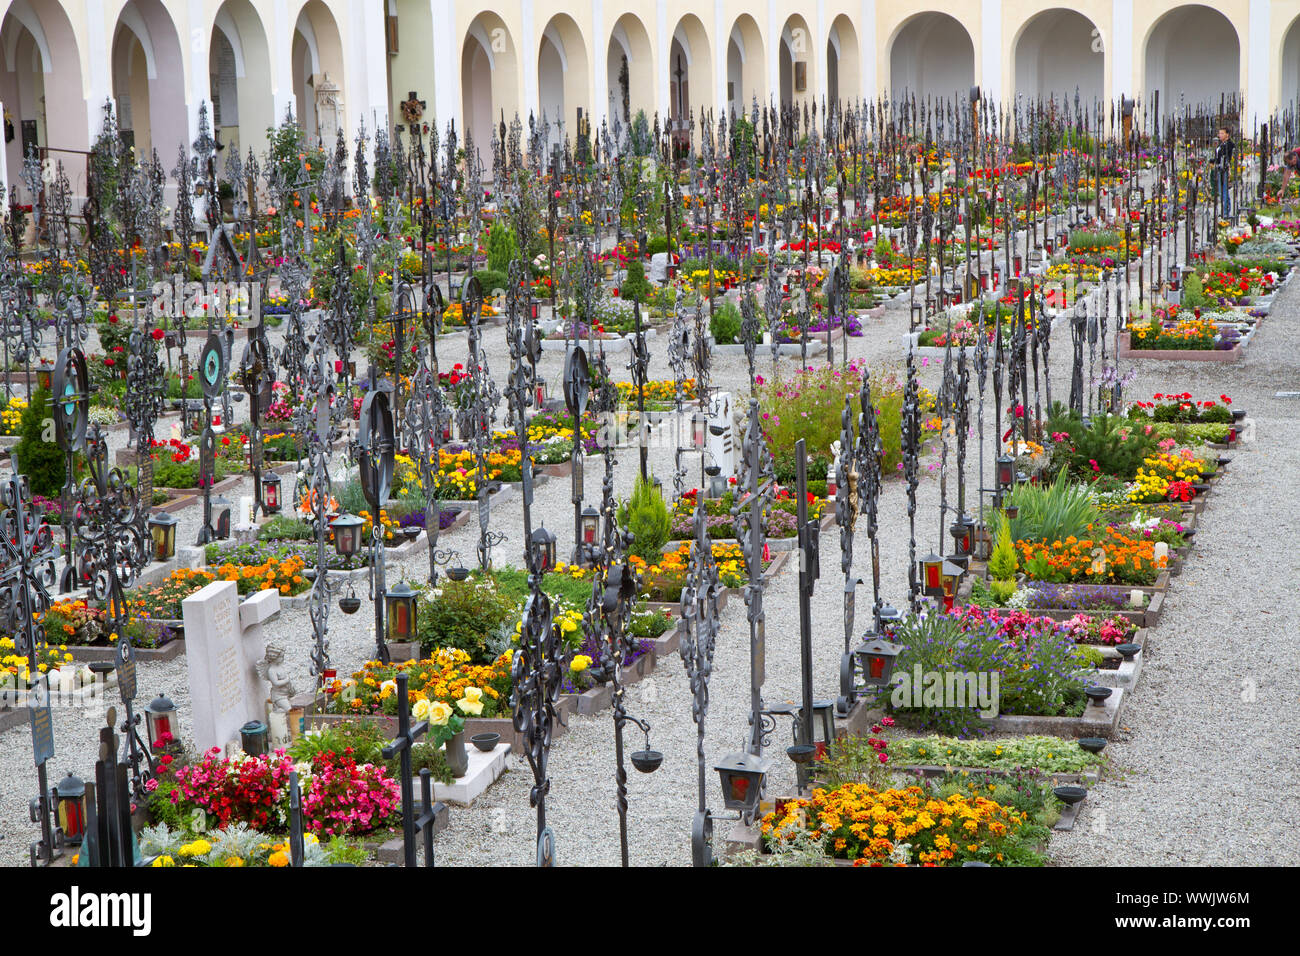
top-left (144, 692), bottom-right (178, 751)
top-left (53, 771), bottom-right (87, 846)
top-left (146, 511), bottom-right (179, 562)
top-left (385, 580), bottom-right (419, 643)
top-left (854, 634), bottom-right (904, 688)
top-left (261, 471), bottom-right (283, 514)
top-left (330, 513), bottom-right (366, 564)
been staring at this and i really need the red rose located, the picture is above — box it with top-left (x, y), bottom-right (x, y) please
top-left (151, 328), bottom-right (165, 340)
top-left (108, 313), bottom-right (118, 324)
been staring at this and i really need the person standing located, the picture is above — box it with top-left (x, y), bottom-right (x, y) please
top-left (1213, 127), bottom-right (1235, 218)
top-left (1279, 149), bottom-right (1300, 207)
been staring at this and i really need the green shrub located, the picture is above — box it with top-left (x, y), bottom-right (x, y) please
top-left (620, 258), bottom-right (652, 302)
top-left (710, 302), bottom-right (742, 344)
top-left (486, 220), bottom-right (519, 274)
top-left (258, 516), bottom-right (314, 541)
top-left (989, 578), bottom-right (1017, 604)
top-left (1181, 273), bottom-right (1209, 308)
top-left (988, 512), bottom-right (1018, 581)
top-left (14, 388), bottom-right (69, 498)
top-left (417, 577), bottom-right (516, 663)
top-left (645, 235), bottom-right (678, 256)
top-left (1046, 406), bottom-right (1156, 481)
top-left (617, 475), bottom-right (671, 562)
top-left (289, 720), bottom-right (452, 783)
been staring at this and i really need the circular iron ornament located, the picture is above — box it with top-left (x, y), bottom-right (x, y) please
top-left (461, 274), bottom-right (483, 320)
top-left (52, 347), bottom-right (89, 452)
top-left (242, 339), bottom-right (274, 409)
top-left (537, 825), bottom-right (556, 868)
top-left (424, 283), bottom-right (445, 335)
top-left (563, 346), bottom-right (590, 418)
top-left (199, 333), bottom-right (226, 400)
top-left (358, 389), bottom-right (396, 513)
top-left (691, 809), bottom-right (714, 867)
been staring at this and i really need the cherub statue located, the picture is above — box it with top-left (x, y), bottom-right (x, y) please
top-left (254, 642), bottom-right (296, 714)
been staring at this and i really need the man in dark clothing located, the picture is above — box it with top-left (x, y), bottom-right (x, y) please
top-left (1214, 128), bottom-right (1234, 218)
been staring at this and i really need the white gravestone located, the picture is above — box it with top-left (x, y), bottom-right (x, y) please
top-left (182, 580), bottom-right (281, 753)
top-left (649, 252), bottom-right (669, 284)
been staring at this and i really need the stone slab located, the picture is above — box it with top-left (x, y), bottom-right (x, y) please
top-left (435, 743), bottom-right (512, 804)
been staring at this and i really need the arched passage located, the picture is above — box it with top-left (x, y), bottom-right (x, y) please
top-left (210, 0), bottom-right (274, 160)
top-left (1283, 17), bottom-right (1300, 114)
top-left (889, 12), bottom-right (975, 105)
top-left (1, 0), bottom-right (89, 200)
top-left (669, 14), bottom-right (712, 135)
top-left (111, 0), bottom-right (187, 161)
top-left (727, 15), bottom-right (765, 116)
top-left (538, 14), bottom-right (589, 150)
top-left (461, 12), bottom-right (519, 161)
top-left (1014, 9), bottom-right (1104, 106)
top-left (1144, 5), bottom-right (1240, 117)
top-left (607, 14), bottom-right (653, 132)
top-left (828, 15), bottom-right (860, 108)
top-left (779, 14), bottom-right (815, 112)
top-left (292, 0), bottom-right (346, 148)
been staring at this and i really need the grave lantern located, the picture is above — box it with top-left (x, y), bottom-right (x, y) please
top-left (855, 633), bottom-right (904, 688)
top-left (713, 751), bottom-right (771, 813)
top-left (996, 454), bottom-right (1015, 491)
top-left (950, 515), bottom-right (976, 557)
top-left (531, 524), bottom-right (557, 572)
top-left (535, 376), bottom-right (548, 408)
top-left (240, 720), bottom-right (268, 757)
top-left (918, 551), bottom-right (944, 596)
top-left (940, 560), bottom-right (965, 611)
top-left (147, 511), bottom-right (179, 561)
top-left (385, 581), bottom-right (419, 642)
top-left (331, 513), bottom-right (365, 561)
top-left (581, 507), bottom-right (600, 546)
top-left (144, 692), bottom-right (178, 751)
top-left (261, 471), bottom-right (282, 514)
top-left (692, 413), bottom-right (706, 449)
top-left (54, 771), bottom-right (87, 845)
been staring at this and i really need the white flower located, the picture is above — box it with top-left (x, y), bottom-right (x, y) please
top-left (294, 761), bottom-right (312, 779)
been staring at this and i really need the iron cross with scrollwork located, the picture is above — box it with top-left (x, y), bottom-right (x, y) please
top-left (0, 476), bottom-right (57, 659)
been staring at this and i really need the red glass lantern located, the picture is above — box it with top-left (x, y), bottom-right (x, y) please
top-left (385, 581), bottom-right (418, 642)
top-left (919, 552), bottom-right (943, 596)
top-left (854, 634), bottom-right (904, 687)
top-left (54, 772), bottom-right (86, 845)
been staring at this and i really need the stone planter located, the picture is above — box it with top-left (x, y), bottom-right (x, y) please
top-left (64, 636), bottom-right (185, 663)
top-left (1118, 332), bottom-right (1242, 362)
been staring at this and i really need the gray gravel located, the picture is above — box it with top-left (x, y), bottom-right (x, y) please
top-left (2, 249), bottom-right (1297, 866)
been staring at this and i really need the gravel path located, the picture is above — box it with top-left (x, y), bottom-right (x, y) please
top-left (2, 253), bottom-right (1296, 866)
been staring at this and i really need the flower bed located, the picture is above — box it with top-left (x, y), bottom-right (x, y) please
top-left (761, 783), bottom-right (1038, 866)
top-left (148, 745), bottom-right (400, 839)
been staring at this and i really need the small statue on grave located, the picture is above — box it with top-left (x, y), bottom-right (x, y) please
top-left (255, 642), bottom-right (296, 713)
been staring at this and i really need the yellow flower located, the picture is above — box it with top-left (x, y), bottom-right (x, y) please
top-left (413, 698), bottom-right (431, 721)
top-left (268, 850), bottom-right (289, 867)
top-left (570, 654), bottom-right (592, 673)
top-left (457, 686), bottom-right (484, 716)
top-left (151, 855), bottom-right (175, 867)
top-left (428, 700), bottom-right (453, 725)
top-left (179, 838), bottom-right (212, 857)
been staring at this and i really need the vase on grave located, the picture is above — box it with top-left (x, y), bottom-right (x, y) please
top-left (445, 731), bottom-right (470, 777)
